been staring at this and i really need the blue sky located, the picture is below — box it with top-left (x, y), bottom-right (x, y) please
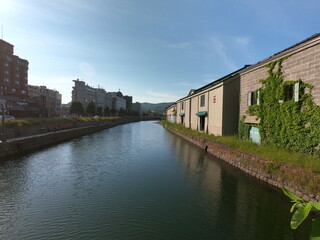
top-left (0, 0), bottom-right (319, 103)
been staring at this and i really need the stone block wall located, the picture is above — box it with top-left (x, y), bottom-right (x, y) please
top-left (240, 38), bottom-right (320, 117)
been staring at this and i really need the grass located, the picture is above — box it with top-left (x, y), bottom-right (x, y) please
top-left (162, 120), bottom-right (320, 174)
top-left (0, 116), bottom-right (122, 127)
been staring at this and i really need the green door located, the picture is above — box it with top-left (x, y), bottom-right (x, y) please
top-left (249, 126), bottom-right (261, 144)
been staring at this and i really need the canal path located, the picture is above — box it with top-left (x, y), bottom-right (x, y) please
top-left (0, 121), bottom-right (310, 239)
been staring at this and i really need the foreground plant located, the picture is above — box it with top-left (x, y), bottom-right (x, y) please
top-left (282, 187), bottom-right (320, 239)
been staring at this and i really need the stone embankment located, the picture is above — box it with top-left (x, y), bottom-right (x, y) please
top-left (0, 117), bottom-right (159, 159)
top-left (164, 126), bottom-right (320, 202)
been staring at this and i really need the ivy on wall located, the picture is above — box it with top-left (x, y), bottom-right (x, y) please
top-left (240, 58), bottom-right (320, 155)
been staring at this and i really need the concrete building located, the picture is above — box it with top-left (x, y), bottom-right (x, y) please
top-left (107, 91), bottom-right (126, 110)
top-left (124, 95), bottom-right (133, 110)
top-left (96, 88), bottom-right (107, 108)
top-left (165, 103), bottom-right (176, 123)
top-left (176, 66), bottom-right (249, 136)
top-left (72, 79), bottom-right (129, 112)
top-left (239, 33), bottom-right (320, 143)
top-left (28, 85), bottom-right (62, 117)
top-left (0, 39), bottom-right (29, 98)
top-left (0, 39), bottom-right (32, 117)
top-left (72, 79), bottom-right (96, 107)
top-left (132, 102), bottom-right (142, 116)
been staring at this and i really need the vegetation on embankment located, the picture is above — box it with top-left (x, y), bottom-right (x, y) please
top-left (162, 120), bottom-right (320, 173)
top-left (0, 116), bottom-right (120, 128)
top-left (162, 120), bottom-right (320, 198)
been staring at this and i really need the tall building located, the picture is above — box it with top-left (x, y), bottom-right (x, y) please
top-left (107, 91), bottom-right (126, 110)
top-left (72, 79), bottom-right (128, 111)
top-left (0, 39), bottom-right (32, 117)
top-left (72, 79), bottom-right (96, 107)
top-left (124, 95), bottom-right (133, 110)
top-left (0, 39), bottom-right (29, 98)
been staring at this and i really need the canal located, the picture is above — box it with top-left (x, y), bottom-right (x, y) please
top-left (0, 121), bottom-right (310, 239)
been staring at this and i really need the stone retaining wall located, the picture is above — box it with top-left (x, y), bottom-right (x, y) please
top-left (0, 118), bottom-right (144, 159)
top-left (165, 126), bottom-right (320, 202)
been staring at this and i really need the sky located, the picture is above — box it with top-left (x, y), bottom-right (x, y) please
top-left (0, 0), bottom-right (319, 103)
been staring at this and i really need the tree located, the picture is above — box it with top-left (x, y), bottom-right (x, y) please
top-left (86, 101), bottom-right (96, 116)
top-left (96, 106), bottom-right (103, 117)
top-left (119, 108), bottom-right (125, 116)
top-left (103, 107), bottom-right (110, 117)
top-left (70, 101), bottom-right (84, 116)
top-left (110, 108), bottom-right (116, 116)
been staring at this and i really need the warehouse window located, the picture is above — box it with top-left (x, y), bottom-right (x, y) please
top-left (200, 95), bottom-right (205, 107)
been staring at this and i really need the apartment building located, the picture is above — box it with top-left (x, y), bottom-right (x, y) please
top-left (0, 39), bottom-right (32, 117)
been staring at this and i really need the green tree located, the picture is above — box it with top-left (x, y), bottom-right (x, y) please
top-left (119, 108), bottom-right (125, 116)
top-left (96, 106), bottom-right (103, 117)
top-left (70, 101), bottom-right (84, 116)
top-left (103, 107), bottom-right (110, 117)
top-left (110, 108), bottom-right (116, 116)
top-left (86, 101), bottom-right (96, 116)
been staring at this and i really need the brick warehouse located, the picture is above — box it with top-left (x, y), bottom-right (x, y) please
top-left (240, 33), bottom-right (320, 144)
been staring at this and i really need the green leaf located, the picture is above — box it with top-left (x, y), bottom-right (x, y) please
top-left (310, 202), bottom-right (320, 211)
top-left (282, 187), bottom-right (303, 202)
top-left (311, 218), bottom-right (320, 240)
top-left (290, 202), bottom-right (300, 213)
top-left (291, 203), bottom-right (312, 229)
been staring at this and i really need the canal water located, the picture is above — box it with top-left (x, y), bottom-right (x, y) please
top-left (0, 121), bottom-right (310, 239)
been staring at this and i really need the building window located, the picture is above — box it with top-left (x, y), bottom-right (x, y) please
top-left (4, 78), bottom-right (9, 82)
top-left (4, 71), bottom-right (9, 75)
top-left (15, 81), bottom-right (20, 85)
top-left (12, 88), bottom-right (16, 92)
top-left (284, 82), bottom-right (299, 102)
top-left (200, 95), bottom-right (205, 107)
top-left (181, 102), bottom-right (184, 110)
top-left (247, 91), bottom-right (259, 106)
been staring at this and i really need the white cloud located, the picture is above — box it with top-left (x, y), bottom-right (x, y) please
top-left (166, 42), bottom-right (191, 49)
top-left (209, 37), bottom-right (237, 71)
top-left (234, 36), bottom-right (250, 46)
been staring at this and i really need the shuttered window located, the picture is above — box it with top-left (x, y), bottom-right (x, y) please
top-left (247, 91), bottom-right (258, 106)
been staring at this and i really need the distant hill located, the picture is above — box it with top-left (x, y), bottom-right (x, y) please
top-left (141, 102), bottom-right (175, 114)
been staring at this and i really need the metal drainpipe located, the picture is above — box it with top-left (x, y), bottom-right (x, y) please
top-left (189, 98), bottom-right (191, 128)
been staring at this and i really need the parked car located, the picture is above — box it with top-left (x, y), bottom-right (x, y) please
top-left (0, 115), bottom-right (15, 120)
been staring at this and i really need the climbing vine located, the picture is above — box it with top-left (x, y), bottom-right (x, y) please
top-left (241, 58), bottom-right (320, 155)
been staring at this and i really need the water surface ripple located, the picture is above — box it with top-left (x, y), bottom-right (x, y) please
top-left (0, 121), bottom-right (310, 239)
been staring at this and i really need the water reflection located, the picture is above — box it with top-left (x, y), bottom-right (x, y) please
top-left (0, 121), bottom-right (310, 240)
